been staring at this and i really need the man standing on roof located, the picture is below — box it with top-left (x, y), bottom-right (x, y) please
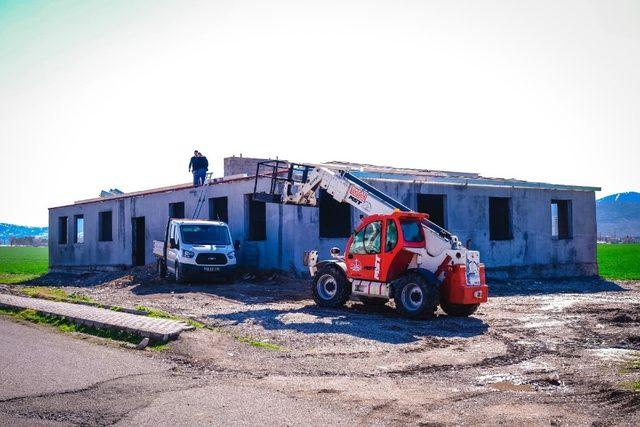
top-left (198, 152), bottom-right (209, 186)
top-left (189, 150), bottom-right (203, 187)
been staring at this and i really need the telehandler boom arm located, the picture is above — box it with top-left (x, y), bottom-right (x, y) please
top-left (254, 161), bottom-right (461, 251)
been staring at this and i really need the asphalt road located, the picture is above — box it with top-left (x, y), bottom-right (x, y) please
top-left (0, 318), bottom-right (357, 426)
top-left (0, 318), bottom-right (168, 401)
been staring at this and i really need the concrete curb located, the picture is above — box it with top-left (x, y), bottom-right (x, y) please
top-left (0, 294), bottom-right (194, 343)
top-left (1, 287), bottom-right (149, 315)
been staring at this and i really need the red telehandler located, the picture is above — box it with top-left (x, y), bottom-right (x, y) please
top-left (253, 161), bottom-right (488, 318)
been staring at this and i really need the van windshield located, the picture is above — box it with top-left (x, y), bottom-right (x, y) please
top-left (180, 224), bottom-right (231, 245)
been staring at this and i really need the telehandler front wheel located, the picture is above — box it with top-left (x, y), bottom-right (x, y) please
top-left (312, 264), bottom-right (351, 308)
top-left (440, 301), bottom-right (479, 317)
top-left (393, 272), bottom-right (439, 319)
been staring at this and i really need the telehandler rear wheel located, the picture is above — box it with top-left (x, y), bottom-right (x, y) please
top-left (393, 272), bottom-right (439, 319)
top-left (312, 264), bottom-right (351, 308)
top-left (440, 301), bottom-right (479, 317)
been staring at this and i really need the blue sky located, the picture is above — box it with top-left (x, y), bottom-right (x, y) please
top-left (1, 0), bottom-right (639, 226)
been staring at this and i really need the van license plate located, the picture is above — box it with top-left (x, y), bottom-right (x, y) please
top-left (204, 267), bottom-right (220, 272)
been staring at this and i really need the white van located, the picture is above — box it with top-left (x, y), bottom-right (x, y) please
top-left (154, 219), bottom-right (238, 282)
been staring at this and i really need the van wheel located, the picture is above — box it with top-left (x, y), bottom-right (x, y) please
top-left (157, 259), bottom-right (167, 278)
top-left (312, 264), bottom-right (351, 308)
top-left (174, 262), bottom-right (185, 284)
top-left (393, 272), bottom-right (439, 319)
top-left (440, 301), bottom-right (479, 317)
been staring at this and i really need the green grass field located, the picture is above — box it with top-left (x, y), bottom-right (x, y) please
top-left (0, 244), bottom-right (638, 284)
top-left (597, 243), bottom-right (640, 280)
top-left (0, 246), bottom-right (48, 284)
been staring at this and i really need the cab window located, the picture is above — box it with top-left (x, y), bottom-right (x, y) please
top-left (400, 220), bottom-right (424, 243)
top-left (364, 221), bottom-right (382, 254)
top-left (349, 227), bottom-right (366, 255)
top-left (385, 219), bottom-right (398, 252)
top-left (349, 221), bottom-right (382, 255)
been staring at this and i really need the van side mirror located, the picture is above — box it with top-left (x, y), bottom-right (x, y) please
top-left (169, 238), bottom-right (178, 249)
top-left (234, 240), bottom-right (240, 250)
top-left (330, 247), bottom-right (341, 255)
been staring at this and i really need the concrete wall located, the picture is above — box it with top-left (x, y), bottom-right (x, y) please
top-left (223, 156), bottom-right (278, 177)
top-left (370, 180), bottom-right (598, 279)
top-left (49, 177), bottom-right (598, 279)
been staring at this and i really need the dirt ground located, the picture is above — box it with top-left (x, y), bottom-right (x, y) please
top-left (8, 269), bottom-right (640, 426)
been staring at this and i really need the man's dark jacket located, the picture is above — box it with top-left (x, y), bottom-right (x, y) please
top-left (189, 156), bottom-right (209, 171)
top-left (189, 156), bottom-right (199, 171)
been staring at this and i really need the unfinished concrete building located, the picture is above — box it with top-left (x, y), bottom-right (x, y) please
top-left (48, 156), bottom-right (600, 279)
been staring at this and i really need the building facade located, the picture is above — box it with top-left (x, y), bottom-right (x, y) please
top-left (48, 157), bottom-right (600, 279)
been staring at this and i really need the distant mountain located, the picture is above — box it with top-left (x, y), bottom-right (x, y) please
top-left (0, 223), bottom-right (48, 244)
top-left (596, 192), bottom-right (640, 238)
top-left (598, 192), bottom-right (640, 203)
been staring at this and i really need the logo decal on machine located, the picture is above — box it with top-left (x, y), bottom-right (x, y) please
top-left (350, 259), bottom-right (362, 272)
top-left (348, 186), bottom-right (368, 203)
top-left (374, 255), bottom-right (381, 280)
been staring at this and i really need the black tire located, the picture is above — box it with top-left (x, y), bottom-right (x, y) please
top-left (311, 264), bottom-right (351, 308)
top-left (157, 259), bottom-right (167, 278)
top-left (393, 272), bottom-right (439, 319)
top-left (359, 296), bottom-right (388, 307)
top-left (174, 261), bottom-right (185, 284)
top-left (440, 301), bottom-right (479, 317)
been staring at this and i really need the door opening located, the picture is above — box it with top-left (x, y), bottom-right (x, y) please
top-left (417, 194), bottom-right (446, 228)
top-left (132, 217), bottom-right (146, 266)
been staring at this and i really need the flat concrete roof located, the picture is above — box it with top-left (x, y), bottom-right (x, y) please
top-left (320, 160), bottom-right (600, 192)
top-left (49, 173), bottom-right (254, 210)
top-left (49, 161), bottom-right (600, 210)
top-left (320, 160), bottom-right (480, 179)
